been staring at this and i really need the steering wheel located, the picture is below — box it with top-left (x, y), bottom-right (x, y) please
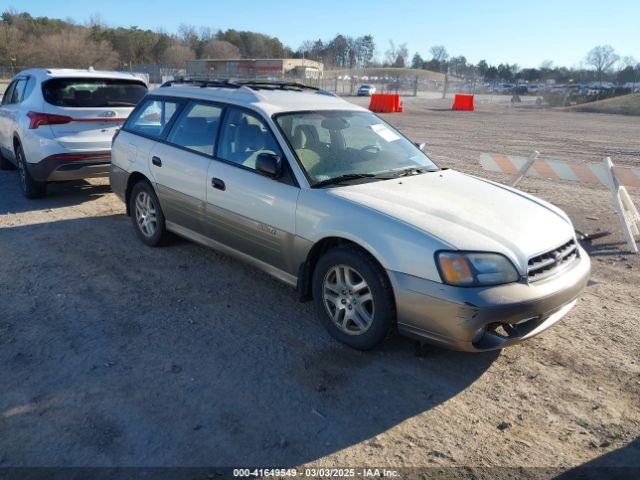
top-left (360, 145), bottom-right (381, 154)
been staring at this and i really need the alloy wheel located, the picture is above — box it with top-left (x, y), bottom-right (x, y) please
top-left (322, 264), bottom-right (375, 335)
top-left (135, 191), bottom-right (157, 238)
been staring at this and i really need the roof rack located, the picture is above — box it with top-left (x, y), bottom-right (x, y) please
top-left (239, 81), bottom-right (315, 90)
top-left (160, 77), bottom-right (241, 88)
top-left (160, 77), bottom-right (336, 96)
top-left (239, 81), bottom-right (336, 96)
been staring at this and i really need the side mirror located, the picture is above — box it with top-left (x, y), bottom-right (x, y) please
top-left (415, 142), bottom-right (426, 151)
top-left (256, 152), bottom-right (282, 178)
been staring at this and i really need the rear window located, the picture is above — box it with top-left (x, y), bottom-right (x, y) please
top-left (125, 98), bottom-right (181, 139)
top-left (42, 78), bottom-right (147, 108)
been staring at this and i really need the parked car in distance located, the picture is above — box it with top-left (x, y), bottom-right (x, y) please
top-left (491, 83), bottom-right (515, 94)
top-left (524, 84), bottom-right (540, 94)
top-left (357, 84), bottom-right (376, 96)
top-left (111, 79), bottom-right (590, 351)
top-left (0, 68), bottom-right (148, 198)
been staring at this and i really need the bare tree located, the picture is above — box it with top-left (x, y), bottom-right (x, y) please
top-left (384, 40), bottom-right (397, 65)
top-left (298, 40), bottom-right (315, 58)
top-left (585, 45), bottom-right (619, 82)
top-left (0, 23), bottom-right (23, 65)
top-left (619, 55), bottom-right (637, 70)
top-left (200, 39), bottom-right (240, 59)
top-left (429, 45), bottom-right (449, 64)
top-left (396, 42), bottom-right (408, 67)
top-left (539, 59), bottom-right (554, 70)
top-left (385, 41), bottom-right (408, 67)
top-left (22, 30), bottom-right (119, 69)
top-left (159, 44), bottom-right (195, 68)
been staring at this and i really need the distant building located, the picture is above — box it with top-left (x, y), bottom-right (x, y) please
top-left (186, 58), bottom-right (323, 82)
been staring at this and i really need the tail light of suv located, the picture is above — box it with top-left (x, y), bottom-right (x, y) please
top-left (27, 111), bottom-right (73, 129)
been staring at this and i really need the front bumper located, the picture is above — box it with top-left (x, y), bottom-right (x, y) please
top-left (388, 246), bottom-right (591, 352)
top-left (27, 152), bottom-right (111, 182)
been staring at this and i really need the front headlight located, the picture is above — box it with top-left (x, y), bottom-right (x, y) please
top-left (435, 251), bottom-right (520, 286)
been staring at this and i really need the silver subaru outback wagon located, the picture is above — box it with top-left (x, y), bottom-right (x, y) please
top-left (110, 80), bottom-right (590, 351)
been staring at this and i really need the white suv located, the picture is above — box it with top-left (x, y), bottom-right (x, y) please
top-left (0, 68), bottom-right (147, 198)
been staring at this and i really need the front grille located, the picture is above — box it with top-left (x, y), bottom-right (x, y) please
top-left (527, 238), bottom-right (578, 281)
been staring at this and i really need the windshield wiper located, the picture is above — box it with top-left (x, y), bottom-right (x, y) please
top-left (312, 173), bottom-right (376, 188)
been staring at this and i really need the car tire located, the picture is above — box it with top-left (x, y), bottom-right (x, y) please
top-left (0, 151), bottom-right (15, 171)
top-left (312, 245), bottom-right (396, 350)
top-left (129, 180), bottom-right (167, 247)
top-left (15, 144), bottom-right (46, 199)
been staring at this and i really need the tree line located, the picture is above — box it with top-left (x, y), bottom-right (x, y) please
top-left (1, 9), bottom-right (638, 85)
top-left (410, 45), bottom-right (639, 85)
top-left (0, 10), bottom-right (291, 69)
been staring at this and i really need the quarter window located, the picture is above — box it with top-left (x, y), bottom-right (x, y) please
top-left (217, 108), bottom-right (283, 170)
top-left (11, 79), bottom-right (27, 103)
top-left (126, 98), bottom-right (180, 138)
top-left (166, 102), bottom-right (222, 156)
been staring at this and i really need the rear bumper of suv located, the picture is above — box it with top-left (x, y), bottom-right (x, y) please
top-left (26, 152), bottom-right (111, 182)
top-left (388, 246), bottom-right (591, 352)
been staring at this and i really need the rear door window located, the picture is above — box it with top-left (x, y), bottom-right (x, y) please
top-left (125, 98), bottom-right (181, 139)
top-left (42, 78), bottom-right (147, 108)
top-left (166, 102), bottom-right (222, 156)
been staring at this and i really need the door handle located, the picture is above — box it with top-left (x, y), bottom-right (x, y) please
top-left (211, 177), bottom-right (225, 191)
top-left (152, 156), bottom-right (162, 167)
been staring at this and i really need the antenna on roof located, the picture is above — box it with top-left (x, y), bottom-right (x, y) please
top-left (87, 66), bottom-right (95, 72)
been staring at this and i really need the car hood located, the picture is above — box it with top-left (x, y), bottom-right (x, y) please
top-left (328, 169), bottom-right (575, 272)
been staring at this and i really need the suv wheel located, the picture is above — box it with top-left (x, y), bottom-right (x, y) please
top-left (312, 246), bottom-right (396, 350)
top-left (16, 145), bottom-right (46, 198)
top-left (129, 181), bottom-right (167, 246)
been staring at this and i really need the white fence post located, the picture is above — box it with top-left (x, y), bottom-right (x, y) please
top-left (509, 150), bottom-right (540, 187)
top-left (509, 150), bottom-right (539, 187)
top-left (604, 157), bottom-right (639, 253)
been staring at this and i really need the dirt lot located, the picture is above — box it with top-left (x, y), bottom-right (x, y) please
top-left (0, 95), bottom-right (639, 476)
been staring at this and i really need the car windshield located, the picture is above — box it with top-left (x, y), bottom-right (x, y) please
top-left (42, 78), bottom-right (148, 108)
top-left (275, 110), bottom-right (438, 185)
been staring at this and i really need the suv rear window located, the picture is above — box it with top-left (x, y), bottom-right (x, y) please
top-left (42, 78), bottom-right (147, 108)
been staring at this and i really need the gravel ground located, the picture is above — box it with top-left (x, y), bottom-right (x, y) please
top-left (0, 96), bottom-right (639, 476)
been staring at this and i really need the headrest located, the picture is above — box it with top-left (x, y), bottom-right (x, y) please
top-left (293, 124), bottom-right (319, 149)
top-left (236, 124), bottom-right (264, 151)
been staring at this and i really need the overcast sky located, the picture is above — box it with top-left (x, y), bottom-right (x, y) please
top-left (6, 0), bottom-right (640, 67)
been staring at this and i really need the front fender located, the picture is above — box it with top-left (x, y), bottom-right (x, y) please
top-left (296, 189), bottom-right (452, 282)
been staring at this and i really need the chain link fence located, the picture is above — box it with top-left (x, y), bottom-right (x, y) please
top-left (1, 64), bottom-right (467, 98)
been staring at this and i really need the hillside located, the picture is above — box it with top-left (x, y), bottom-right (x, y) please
top-left (564, 93), bottom-right (640, 116)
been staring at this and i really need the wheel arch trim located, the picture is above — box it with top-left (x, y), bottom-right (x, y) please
top-left (296, 234), bottom-right (389, 302)
top-left (124, 171), bottom-right (156, 217)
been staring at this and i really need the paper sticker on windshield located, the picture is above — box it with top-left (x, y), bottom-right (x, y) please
top-left (371, 124), bottom-right (401, 142)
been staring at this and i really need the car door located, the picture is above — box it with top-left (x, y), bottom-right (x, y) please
top-left (205, 106), bottom-right (300, 275)
top-left (149, 100), bottom-right (222, 235)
